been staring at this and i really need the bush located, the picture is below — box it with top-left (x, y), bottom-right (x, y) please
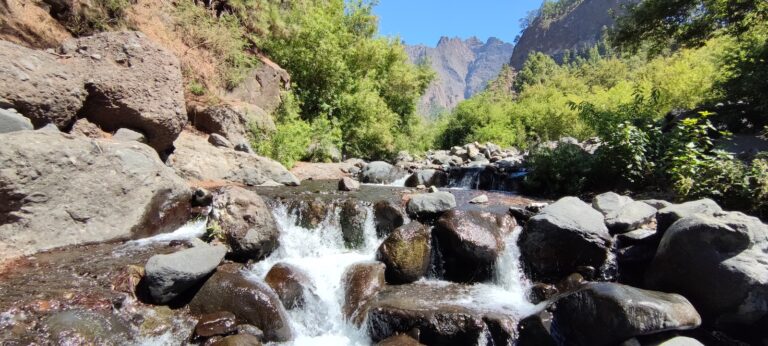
top-left (522, 143), bottom-right (595, 196)
top-left (60, 0), bottom-right (132, 36)
top-left (251, 91), bottom-right (311, 169)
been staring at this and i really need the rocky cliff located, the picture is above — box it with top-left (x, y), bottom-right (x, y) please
top-left (406, 37), bottom-right (514, 117)
top-left (509, 0), bottom-right (635, 69)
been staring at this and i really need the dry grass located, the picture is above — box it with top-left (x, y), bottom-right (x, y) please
top-left (0, 0), bottom-right (72, 48)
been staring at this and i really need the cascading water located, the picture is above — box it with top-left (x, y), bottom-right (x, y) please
top-left (246, 197), bottom-right (538, 345)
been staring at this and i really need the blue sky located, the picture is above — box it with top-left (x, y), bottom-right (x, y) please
top-left (374, 0), bottom-right (543, 46)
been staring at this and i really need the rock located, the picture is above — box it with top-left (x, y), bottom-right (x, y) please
top-left (209, 186), bottom-right (279, 262)
top-left (225, 56), bottom-right (290, 114)
top-left (465, 143), bottom-right (481, 159)
top-left (233, 143), bottom-right (253, 153)
top-left (342, 261), bottom-right (386, 324)
top-left (264, 263), bottom-right (315, 309)
top-left (641, 199), bottom-right (673, 210)
top-left (43, 310), bottom-right (130, 345)
top-left (646, 211), bottom-right (768, 327)
top-left (191, 103), bottom-right (273, 148)
top-left (287, 198), bottom-right (328, 229)
top-left (377, 334), bottom-right (424, 346)
top-left (168, 132), bottom-right (300, 186)
top-left (550, 282), bottom-right (701, 346)
top-left (655, 199), bottom-right (722, 234)
top-left (374, 201), bottom-right (405, 237)
top-left (306, 141), bottom-right (342, 163)
top-left (509, 206), bottom-right (535, 224)
top-left (0, 131), bottom-right (192, 259)
top-left (211, 334), bottom-right (263, 346)
top-left (0, 108), bottom-right (32, 133)
top-left (519, 197), bottom-right (612, 283)
top-left (649, 336), bottom-right (704, 346)
top-left (70, 118), bottom-right (108, 138)
top-left (340, 200), bottom-right (367, 249)
top-left (376, 222), bottom-right (431, 284)
top-left (190, 270), bottom-right (293, 342)
top-left (428, 186), bottom-right (439, 193)
top-left (194, 311), bottom-right (237, 338)
top-left (236, 324), bottom-right (264, 340)
top-left (112, 128), bottom-right (147, 143)
top-left (605, 201), bottom-right (657, 234)
top-left (469, 194), bottom-right (489, 204)
top-left (208, 133), bottom-right (233, 148)
top-left (361, 161), bottom-right (403, 184)
top-left (145, 242), bottom-right (226, 304)
top-left (592, 192), bottom-right (634, 216)
top-left (396, 151), bottom-right (414, 163)
top-left (404, 169), bottom-right (448, 188)
top-left (616, 228), bottom-right (657, 246)
top-left (367, 282), bottom-right (520, 345)
top-left (435, 210), bottom-right (514, 282)
top-left (406, 192), bottom-right (456, 217)
top-left (338, 177), bottom-right (360, 191)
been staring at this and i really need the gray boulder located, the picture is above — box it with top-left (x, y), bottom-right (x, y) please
top-left (112, 128), bottom-right (147, 143)
top-left (168, 132), bottom-right (300, 186)
top-left (373, 200), bottom-right (405, 237)
top-left (340, 200), bottom-right (367, 248)
top-left (361, 161), bottom-right (403, 184)
top-left (145, 242), bottom-right (226, 303)
top-left (225, 55), bottom-right (290, 114)
top-left (655, 199), bottom-right (722, 234)
top-left (605, 201), bottom-right (657, 234)
top-left (209, 186), bottom-right (279, 261)
top-left (646, 211), bottom-right (768, 327)
top-left (338, 177), bottom-right (360, 191)
top-left (0, 108), bottom-right (32, 133)
top-left (519, 197), bottom-right (612, 282)
top-left (406, 191), bottom-right (456, 216)
top-left (208, 133), bottom-right (233, 148)
top-left (550, 282), bottom-right (701, 346)
top-left (191, 103), bottom-right (274, 148)
top-left (592, 192), bottom-right (633, 216)
top-left (0, 131), bottom-right (192, 260)
top-left (404, 169), bottom-right (448, 188)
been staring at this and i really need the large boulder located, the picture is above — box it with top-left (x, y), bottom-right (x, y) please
top-left (264, 262), bottom-right (315, 309)
top-left (361, 161), bottom-right (403, 184)
top-left (376, 222), bottom-right (432, 284)
top-left (646, 211), bottom-right (768, 328)
top-left (0, 108), bottom-right (32, 133)
top-left (340, 199), bottom-right (367, 249)
top-left (0, 32), bottom-right (187, 154)
top-left (373, 200), bottom-right (405, 237)
top-left (592, 192), bottom-right (633, 216)
top-left (189, 270), bottom-right (293, 342)
top-left (655, 199), bottom-right (722, 234)
top-left (209, 186), bottom-right (279, 261)
top-left (189, 103), bottom-right (274, 147)
top-left (404, 169), bottom-right (448, 188)
top-left (225, 56), bottom-right (290, 114)
top-left (604, 201), bottom-right (657, 234)
top-left (550, 282), bottom-right (701, 346)
top-left (0, 131), bottom-right (192, 260)
top-left (144, 241), bottom-right (226, 304)
top-left (519, 197), bottom-right (612, 283)
top-left (168, 132), bottom-right (300, 186)
top-left (406, 192), bottom-right (457, 217)
top-left (434, 210), bottom-right (514, 283)
top-left (367, 282), bottom-right (521, 345)
top-left (342, 261), bottom-right (386, 325)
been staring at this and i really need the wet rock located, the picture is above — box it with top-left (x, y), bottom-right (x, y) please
top-left (264, 263), bottom-right (315, 309)
top-left (211, 334), bottom-right (264, 346)
top-left (43, 310), bottom-right (130, 344)
top-left (0, 131), bottom-right (192, 258)
top-left (0, 108), bottom-right (32, 133)
top-left (655, 199), bottom-right (722, 234)
top-left (112, 128), bottom-right (147, 143)
top-left (509, 206), bottom-right (535, 224)
top-left (361, 161), bottom-right (403, 184)
top-left (592, 192), bottom-right (633, 216)
top-left (338, 177), bottom-right (360, 191)
top-left (342, 261), bottom-right (386, 324)
top-left (469, 194), bottom-right (489, 204)
top-left (605, 201), bottom-right (657, 234)
top-left (145, 242), bottom-right (226, 304)
top-left (210, 186), bottom-right (279, 262)
top-left (519, 197), bottom-right (612, 283)
top-left (191, 103), bottom-right (273, 147)
top-left (376, 222), bottom-right (431, 284)
top-left (435, 210), bottom-right (513, 282)
top-left (517, 311), bottom-right (556, 346)
top-left (189, 270), bottom-right (293, 342)
top-left (340, 200), bottom-right (367, 248)
top-left (236, 324), bottom-right (264, 340)
top-left (550, 282), bottom-right (701, 346)
top-left (406, 192), bottom-right (456, 217)
top-left (646, 211), bottom-right (768, 328)
top-left (377, 334), bottom-right (425, 345)
top-left (374, 201), bottom-right (405, 237)
top-left (529, 283), bottom-right (558, 304)
top-left (208, 133), bottom-right (233, 148)
top-left (168, 132), bottom-right (300, 187)
top-left (193, 188), bottom-right (214, 207)
top-left (195, 311), bottom-right (237, 338)
top-left (288, 198), bottom-right (328, 229)
top-left (367, 282), bottom-right (519, 345)
top-left (404, 169), bottom-right (448, 188)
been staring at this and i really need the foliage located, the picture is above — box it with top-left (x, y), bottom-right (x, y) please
top-left (591, 122), bottom-right (658, 188)
top-left (522, 143), bottom-right (595, 196)
top-left (204, 219), bottom-right (225, 242)
top-left (251, 91), bottom-right (311, 168)
top-left (187, 80), bottom-right (206, 96)
top-left (61, 0), bottom-right (132, 36)
top-left (304, 116), bottom-right (344, 162)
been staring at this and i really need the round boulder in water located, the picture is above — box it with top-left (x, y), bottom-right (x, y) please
top-left (189, 270), bottom-right (293, 342)
top-left (434, 210), bottom-right (514, 283)
top-left (374, 200), bottom-right (405, 238)
top-left (144, 241), bottom-right (226, 304)
top-left (404, 169), bottom-right (448, 188)
top-left (209, 186), bottom-right (279, 262)
top-left (376, 222), bottom-right (432, 284)
top-left (342, 261), bottom-right (386, 325)
top-left (340, 199), bottom-right (367, 249)
top-left (518, 197), bottom-right (612, 283)
top-left (550, 282), bottom-right (701, 346)
top-left (264, 262), bottom-right (316, 309)
top-left (194, 311), bottom-right (237, 338)
top-left (406, 191), bottom-right (456, 218)
top-left (361, 161), bottom-right (403, 184)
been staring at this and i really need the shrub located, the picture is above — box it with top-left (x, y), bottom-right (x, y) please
top-left (60, 0), bottom-right (132, 36)
top-left (522, 143), bottom-right (595, 196)
top-left (187, 81), bottom-right (206, 96)
top-left (251, 91), bottom-right (311, 168)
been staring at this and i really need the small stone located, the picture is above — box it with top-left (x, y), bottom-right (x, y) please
top-left (208, 133), bottom-right (233, 148)
top-left (0, 108), bottom-right (33, 133)
top-left (234, 143), bottom-right (253, 153)
top-left (194, 311), bottom-right (237, 338)
top-left (428, 186), bottom-right (439, 193)
top-left (112, 128), bottom-right (147, 143)
top-left (406, 191), bottom-right (456, 216)
top-left (338, 177), bottom-right (361, 191)
top-left (469, 194), bottom-right (489, 204)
